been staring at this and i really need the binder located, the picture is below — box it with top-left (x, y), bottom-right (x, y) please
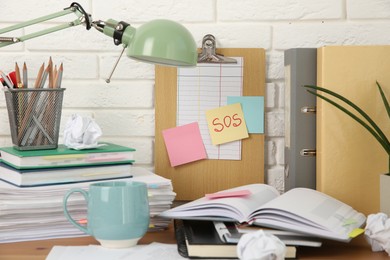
top-left (284, 48), bottom-right (317, 191)
top-left (316, 46), bottom-right (390, 215)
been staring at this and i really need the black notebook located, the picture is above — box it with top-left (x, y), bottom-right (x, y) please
top-left (174, 219), bottom-right (297, 259)
top-left (174, 219), bottom-right (237, 259)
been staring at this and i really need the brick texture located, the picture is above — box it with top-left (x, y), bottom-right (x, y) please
top-left (0, 1), bottom-right (389, 191)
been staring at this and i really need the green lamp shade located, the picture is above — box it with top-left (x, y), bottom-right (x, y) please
top-left (126, 19), bottom-right (197, 67)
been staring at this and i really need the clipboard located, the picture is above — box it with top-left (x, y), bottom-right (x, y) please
top-left (155, 35), bottom-right (265, 200)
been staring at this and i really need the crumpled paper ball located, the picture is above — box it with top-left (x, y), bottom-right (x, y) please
top-left (365, 212), bottom-right (390, 255)
top-left (237, 230), bottom-right (286, 260)
top-left (63, 114), bottom-right (105, 150)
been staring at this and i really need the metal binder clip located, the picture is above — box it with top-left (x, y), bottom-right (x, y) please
top-left (197, 34), bottom-right (237, 64)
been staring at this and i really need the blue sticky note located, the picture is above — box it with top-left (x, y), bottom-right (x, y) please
top-left (227, 96), bottom-right (264, 133)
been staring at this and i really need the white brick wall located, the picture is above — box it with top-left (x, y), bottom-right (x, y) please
top-left (1, 0), bottom-right (389, 191)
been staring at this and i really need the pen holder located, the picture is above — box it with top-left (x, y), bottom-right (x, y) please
top-left (4, 88), bottom-right (65, 150)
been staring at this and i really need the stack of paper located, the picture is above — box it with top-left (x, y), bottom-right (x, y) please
top-left (0, 167), bottom-right (175, 243)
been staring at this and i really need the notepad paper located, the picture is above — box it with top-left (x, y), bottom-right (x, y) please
top-left (177, 57), bottom-right (244, 160)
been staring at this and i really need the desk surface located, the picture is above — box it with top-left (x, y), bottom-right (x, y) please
top-left (0, 228), bottom-right (388, 260)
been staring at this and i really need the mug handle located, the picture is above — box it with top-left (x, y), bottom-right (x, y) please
top-left (63, 188), bottom-right (90, 235)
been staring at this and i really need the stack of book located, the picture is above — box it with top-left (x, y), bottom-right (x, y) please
top-left (174, 219), bottom-right (317, 259)
top-left (0, 142), bottom-right (175, 243)
top-left (0, 142), bottom-right (136, 187)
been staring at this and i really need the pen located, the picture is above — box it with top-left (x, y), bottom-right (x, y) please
top-left (8, 71), bottom-right (17, 88)
top-left (0, 71), bottom-right (13, 88)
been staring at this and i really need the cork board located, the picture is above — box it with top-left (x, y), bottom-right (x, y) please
top-left (155, 48), bottom-right (265, 200)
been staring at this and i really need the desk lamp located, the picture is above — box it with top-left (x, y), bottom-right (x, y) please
top-left (0, 2), bottom-right (197, 81)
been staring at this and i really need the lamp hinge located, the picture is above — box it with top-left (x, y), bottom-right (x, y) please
top-left (113, 21), bottom-right (130, 45)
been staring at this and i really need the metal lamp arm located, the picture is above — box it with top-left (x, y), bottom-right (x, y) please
top-left (0, 4), bottom-right (89, 48)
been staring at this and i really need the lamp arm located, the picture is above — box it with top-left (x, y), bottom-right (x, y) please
top-left (0, 2), bottom-right (198, 73)
top-left (0, 4), bottom-right (89, 48)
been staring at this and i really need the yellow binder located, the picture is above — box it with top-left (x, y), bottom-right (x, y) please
top-left (317, 46), bottom-right (390, 215)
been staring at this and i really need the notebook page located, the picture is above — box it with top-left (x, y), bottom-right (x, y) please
top-left (177, 57), bottom-right (244, 160)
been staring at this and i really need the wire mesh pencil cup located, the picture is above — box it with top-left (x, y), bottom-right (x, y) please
top-left (4, 88), bottom-right (65, 150)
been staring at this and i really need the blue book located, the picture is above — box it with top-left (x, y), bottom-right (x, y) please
top-left (0, 142), bottom-right (135, 169)
top-left (0, 161), bottom-right (133, 187)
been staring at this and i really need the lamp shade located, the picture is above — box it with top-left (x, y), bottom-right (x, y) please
top-left (126, 19), bottom-right (197, 67)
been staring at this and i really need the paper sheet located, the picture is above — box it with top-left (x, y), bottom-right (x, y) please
top-left (177, 57), bottom-right (244, 160)
top-left (46, 243), bottom-right (186, 260)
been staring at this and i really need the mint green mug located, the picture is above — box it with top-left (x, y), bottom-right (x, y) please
top-left (63, 181), bottom-right (149, 248)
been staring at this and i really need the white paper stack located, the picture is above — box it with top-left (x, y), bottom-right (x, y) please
top-left (0, 167), bottom-right (175, 243)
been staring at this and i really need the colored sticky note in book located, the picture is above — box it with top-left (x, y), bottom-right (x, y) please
top-left (227, 96), bottom-right (264, 134)
top-left (205, 103), bottom-right (249, 145)
top-left (162, 122), bottom-right (207, 167)
top-left (349, 228), bottom-right (364, 238)
top-left (205, 189), bottom-right (252, 199)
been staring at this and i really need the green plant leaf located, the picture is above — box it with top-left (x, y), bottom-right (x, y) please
top-left (304, 85), bottom-right (390, 156)
top-left (376, 81), bottom-right (390, 120)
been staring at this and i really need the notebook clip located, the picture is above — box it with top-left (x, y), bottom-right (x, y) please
top-left (197, 34), bottom-right (237, 64)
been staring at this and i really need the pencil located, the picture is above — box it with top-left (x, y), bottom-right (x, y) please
top-left (54, 63), bottom-right (63, 88)
top-left (18, 62), bottom-right (45, 142)
top-left (34, 63), bottom-right (45, 89)
top-left (23, 62), bottom-right (28, 88)
top-left (53, 65), bottom-right (57, 87)
top-left (15, 62), bottom-right (22, 88)
top-left (48, 57), bottom-right (53, 88)
top-left (38, 65), bottom-right (50, 89)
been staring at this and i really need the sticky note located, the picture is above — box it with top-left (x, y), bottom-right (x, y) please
top-left (205, 103), bottom-right (249, 145)
top-left (227, 96), bottom-right (264, 133)
top-left (349, 228), bottom-right (364, 238)
top-left (205, 190), bottom-right (252, 199)
top-left (162, 122), bottom-right (207, 167)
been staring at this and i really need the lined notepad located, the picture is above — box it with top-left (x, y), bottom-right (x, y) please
top-left (177, 57), bottom-right (244, 160)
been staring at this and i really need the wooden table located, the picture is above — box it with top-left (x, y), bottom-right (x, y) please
top-left (0, 228), bottom-right (388, 259)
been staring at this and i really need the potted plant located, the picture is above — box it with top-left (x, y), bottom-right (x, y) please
top-left (304, 82), bottom-right (390, 213)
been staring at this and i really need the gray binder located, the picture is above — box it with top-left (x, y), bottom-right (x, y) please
top-left (284, 48), bottom-right (317, 191)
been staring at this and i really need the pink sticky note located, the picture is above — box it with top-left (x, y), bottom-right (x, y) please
top-left (162, 122), bottom-right (207, 167)
top-left (205, 189), bottom-right (252, 199)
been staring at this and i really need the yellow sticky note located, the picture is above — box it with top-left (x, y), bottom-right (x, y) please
top-left (349, 228), bottom-right (364, 238)
top-left (205, 103), bottom-right (249, 145)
